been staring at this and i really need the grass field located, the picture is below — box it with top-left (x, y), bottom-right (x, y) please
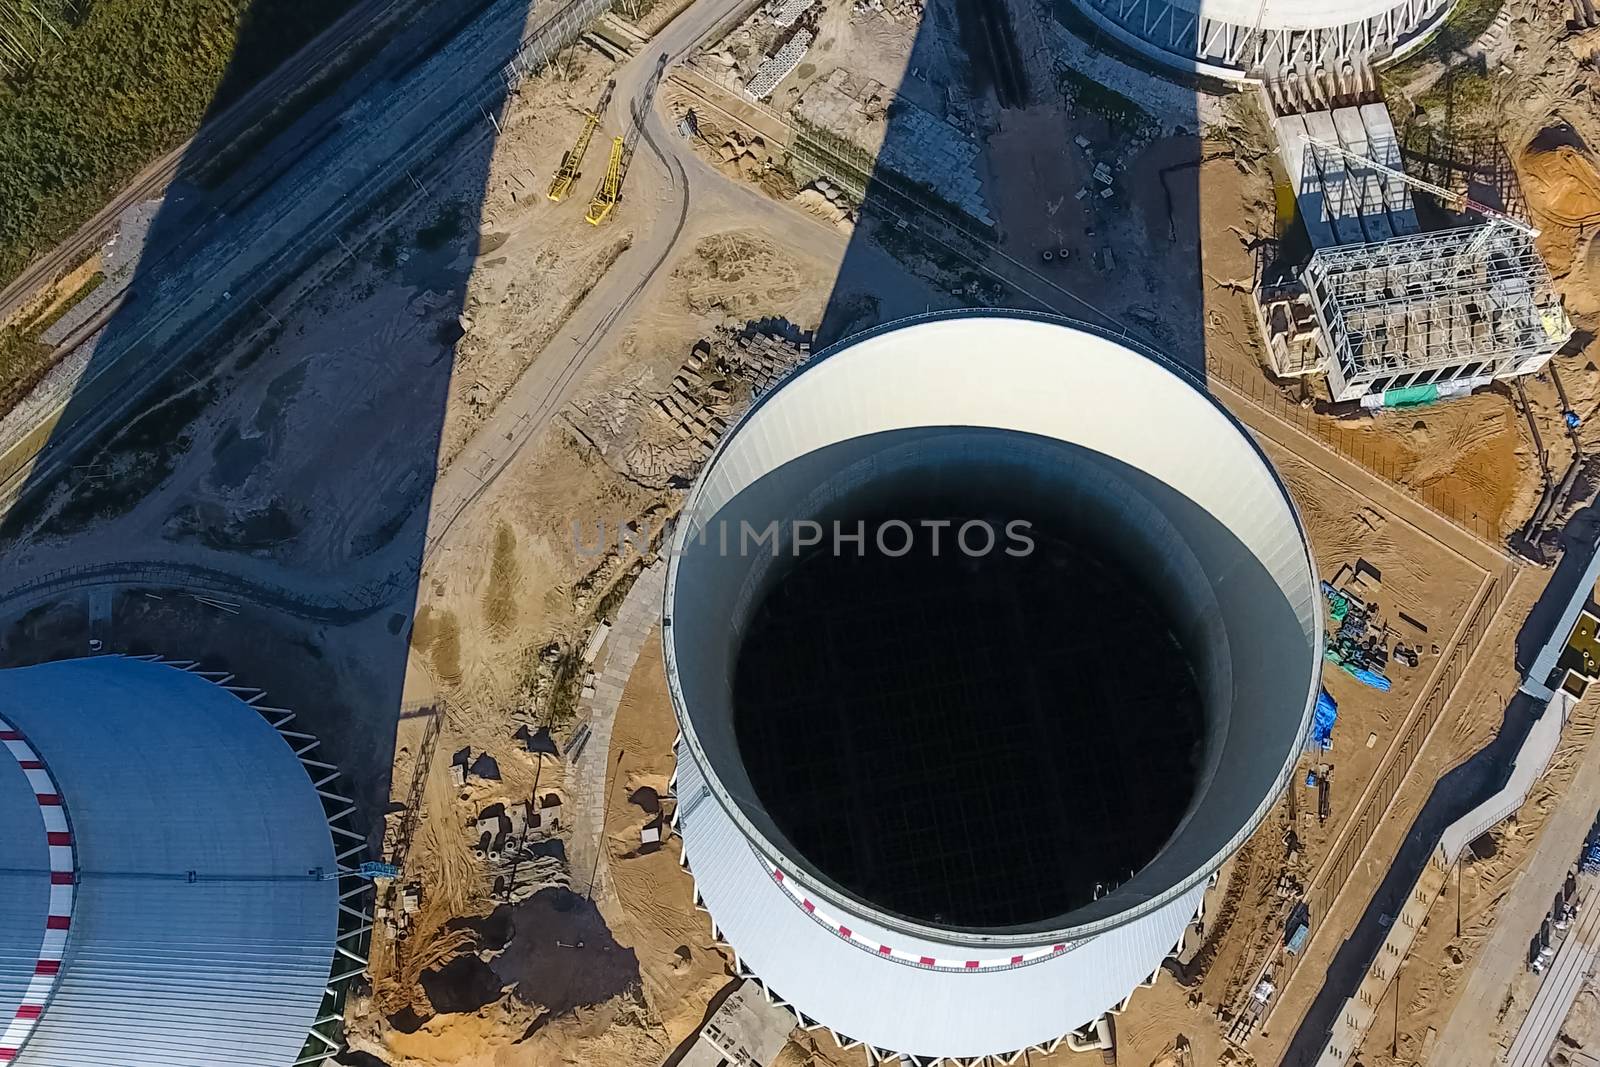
top-left (0, 0), bottom-right (361, 288)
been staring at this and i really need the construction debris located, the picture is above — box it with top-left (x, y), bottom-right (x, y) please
top-left (745, 29), bottom-right (812, 100)
top-left (568, 326), bottom-right (813, 488)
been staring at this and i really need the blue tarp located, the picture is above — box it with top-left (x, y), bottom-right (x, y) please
top-left (1350, 667), bottom-right (1392, 692)
top-left (1310, 689), bottom-right (1338, 749)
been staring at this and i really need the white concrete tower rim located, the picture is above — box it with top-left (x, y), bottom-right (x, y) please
top-left (1062, 0), bottom-right (1459, 80)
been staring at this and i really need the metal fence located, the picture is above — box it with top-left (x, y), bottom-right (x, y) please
top-left (501, 0), bottom-right (615, 88)
top-left (1208, 357), bottom-right (1505, 547)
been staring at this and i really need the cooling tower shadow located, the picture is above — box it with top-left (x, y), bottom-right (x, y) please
top-left (1280, 689), bottom-right (1543, 1066)
top-left (804, 0), bottom-right (1209, 379)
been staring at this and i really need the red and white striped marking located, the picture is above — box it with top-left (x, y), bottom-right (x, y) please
top-left (769, 867), bottom-right (1074, 971)
top-left (0, 717), bottom-right (75, 1063)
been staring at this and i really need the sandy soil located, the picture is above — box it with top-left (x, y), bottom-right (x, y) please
top-left (346, 211), bottom-right (857, 1058)
top-left (1251, 566), bottom-right (1547, 1066)
top-left (1145, 434), bottom-right (1486, 1062)
top-left (1349, 702), bottom-right (1600, 1066)
top-left (599, 636), bottom-right (734, 1048)
top-left (9, 0), bottom-right (1600, 1063)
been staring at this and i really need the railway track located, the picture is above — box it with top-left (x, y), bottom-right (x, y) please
top-left (0, 0), bottom-right (403, 326)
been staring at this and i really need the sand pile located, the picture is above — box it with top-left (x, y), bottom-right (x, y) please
top-left (1521, 125), bottom-right (1600, 286)
top-left (1522, 135), bottom-right (1600, 230)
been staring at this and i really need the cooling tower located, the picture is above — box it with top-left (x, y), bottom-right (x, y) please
top-left (1067, 0), bottom-right (1454, 80)
top-left (0, 656), bottom-right (363, 1067)
top-left (665, 313), bottom-right (1321, 1060)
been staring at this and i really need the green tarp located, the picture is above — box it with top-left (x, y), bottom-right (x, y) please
top-left (1381, 383), bottom-right (1441, 408)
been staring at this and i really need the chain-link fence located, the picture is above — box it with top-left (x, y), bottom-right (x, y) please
top-left (501, 0), bottom-right (615, 88)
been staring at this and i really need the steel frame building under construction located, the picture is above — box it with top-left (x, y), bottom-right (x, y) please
top-left (1259, 100), bottom-right (1573, 404)
top-left (1303, 224), bottom-right (1571, 402)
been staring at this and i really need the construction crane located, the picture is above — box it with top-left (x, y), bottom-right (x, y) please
top-left (583, 54), bottom-right (669, 226)
top-left (584, 136), bottom-right (625, 225)
top-left (1305, 136), bottom-right (1541, 238)
top-left (548, 80), bottom-right (614, 202)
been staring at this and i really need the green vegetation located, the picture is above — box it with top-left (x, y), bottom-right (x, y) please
top-left (1381, 0), bottom-right (1505, 87)
top-left (0, 268), bottom-right (102, 415)
top-left (1056, 65), bottom-right (1159, 138)
top-left (1414, 64), bottom-right (1498, 137)
top-left (0, 0), bottom-right (360, 288)
top-left (33, 270), bottom-right (103, 333)
top-left (0, 326), bottom-right (50, 416)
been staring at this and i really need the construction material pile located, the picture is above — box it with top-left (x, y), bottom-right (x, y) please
top-left (1319, 559), bottom-right (1428, 693)
top-left (1321, 581), bottom-right (1391, 691)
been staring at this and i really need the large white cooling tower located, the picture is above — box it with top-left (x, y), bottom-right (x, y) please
top-left (664, 313), bottom-right (1321, 1060)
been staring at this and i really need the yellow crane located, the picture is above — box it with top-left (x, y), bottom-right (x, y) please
top-left (584, 136), bottom-right (625, 225)
top-left (547, 80), bottom-right (614, 202)
top-left (583, 55), bottom-right (668, 225)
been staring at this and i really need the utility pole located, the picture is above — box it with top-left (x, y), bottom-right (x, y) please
top-left (1456, 861), bottom-right (1462, 938)
top-left (1392, 963), bottom-right (1402, 1057)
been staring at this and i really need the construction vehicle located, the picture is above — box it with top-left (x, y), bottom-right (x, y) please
top-left (583, 54), bottom-right (669, 225)
top-left (584, 136), bottom-right (625, 225)
top-left (548, 80), bottom-right (614, 202)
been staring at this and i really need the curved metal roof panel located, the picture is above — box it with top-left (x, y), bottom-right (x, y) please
top-left (0, 657), bottom-right (338, 1067)
top-left (0, 724), bottom-right (53, 1042)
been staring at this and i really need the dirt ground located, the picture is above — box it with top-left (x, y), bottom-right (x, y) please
top-left (1245, 564), bottom-right (1546, 1067)
top-left (599, 636), bottom-right (734, 1048)
top-left (1347, 703), bottom-right (1600, 1067)
top-left (349, 0), bottom-right (1600, 1061)
top-left (1090, 435), bottom-right (1489, 1067)
top-left (7, 0), bottom-right (1600, 1061)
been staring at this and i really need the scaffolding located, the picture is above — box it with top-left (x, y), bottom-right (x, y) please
top-left (1303, 224), bottom-right (1573, 402)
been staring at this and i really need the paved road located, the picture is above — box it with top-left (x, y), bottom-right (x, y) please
top-left (1429, 730), bottom-right (1600, 1067)
top-left (0, 0), bottom-right (934, 618)
top-left (417, 0), bottom-right (945, 569)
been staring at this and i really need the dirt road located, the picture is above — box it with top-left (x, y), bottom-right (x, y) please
top-left (418, 0), bottom-right (941, 567)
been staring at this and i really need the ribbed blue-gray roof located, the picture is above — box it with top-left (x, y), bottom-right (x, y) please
top-left (0, 657), bottom-right (338, 1066)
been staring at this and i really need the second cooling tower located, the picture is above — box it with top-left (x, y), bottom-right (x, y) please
top-left (664, 313), bottom-right (1321, 1060)
top-left (1066, 0), bottom-right (1454, 81)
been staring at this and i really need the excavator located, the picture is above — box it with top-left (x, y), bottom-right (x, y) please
top-left (547, 80), bottom-right (615, 202)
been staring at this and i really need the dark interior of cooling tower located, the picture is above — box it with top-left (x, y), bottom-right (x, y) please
top-left (732, 491), bottom-right (1205, 928)
top-left (671, 422), bottom-right (1316, 936)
